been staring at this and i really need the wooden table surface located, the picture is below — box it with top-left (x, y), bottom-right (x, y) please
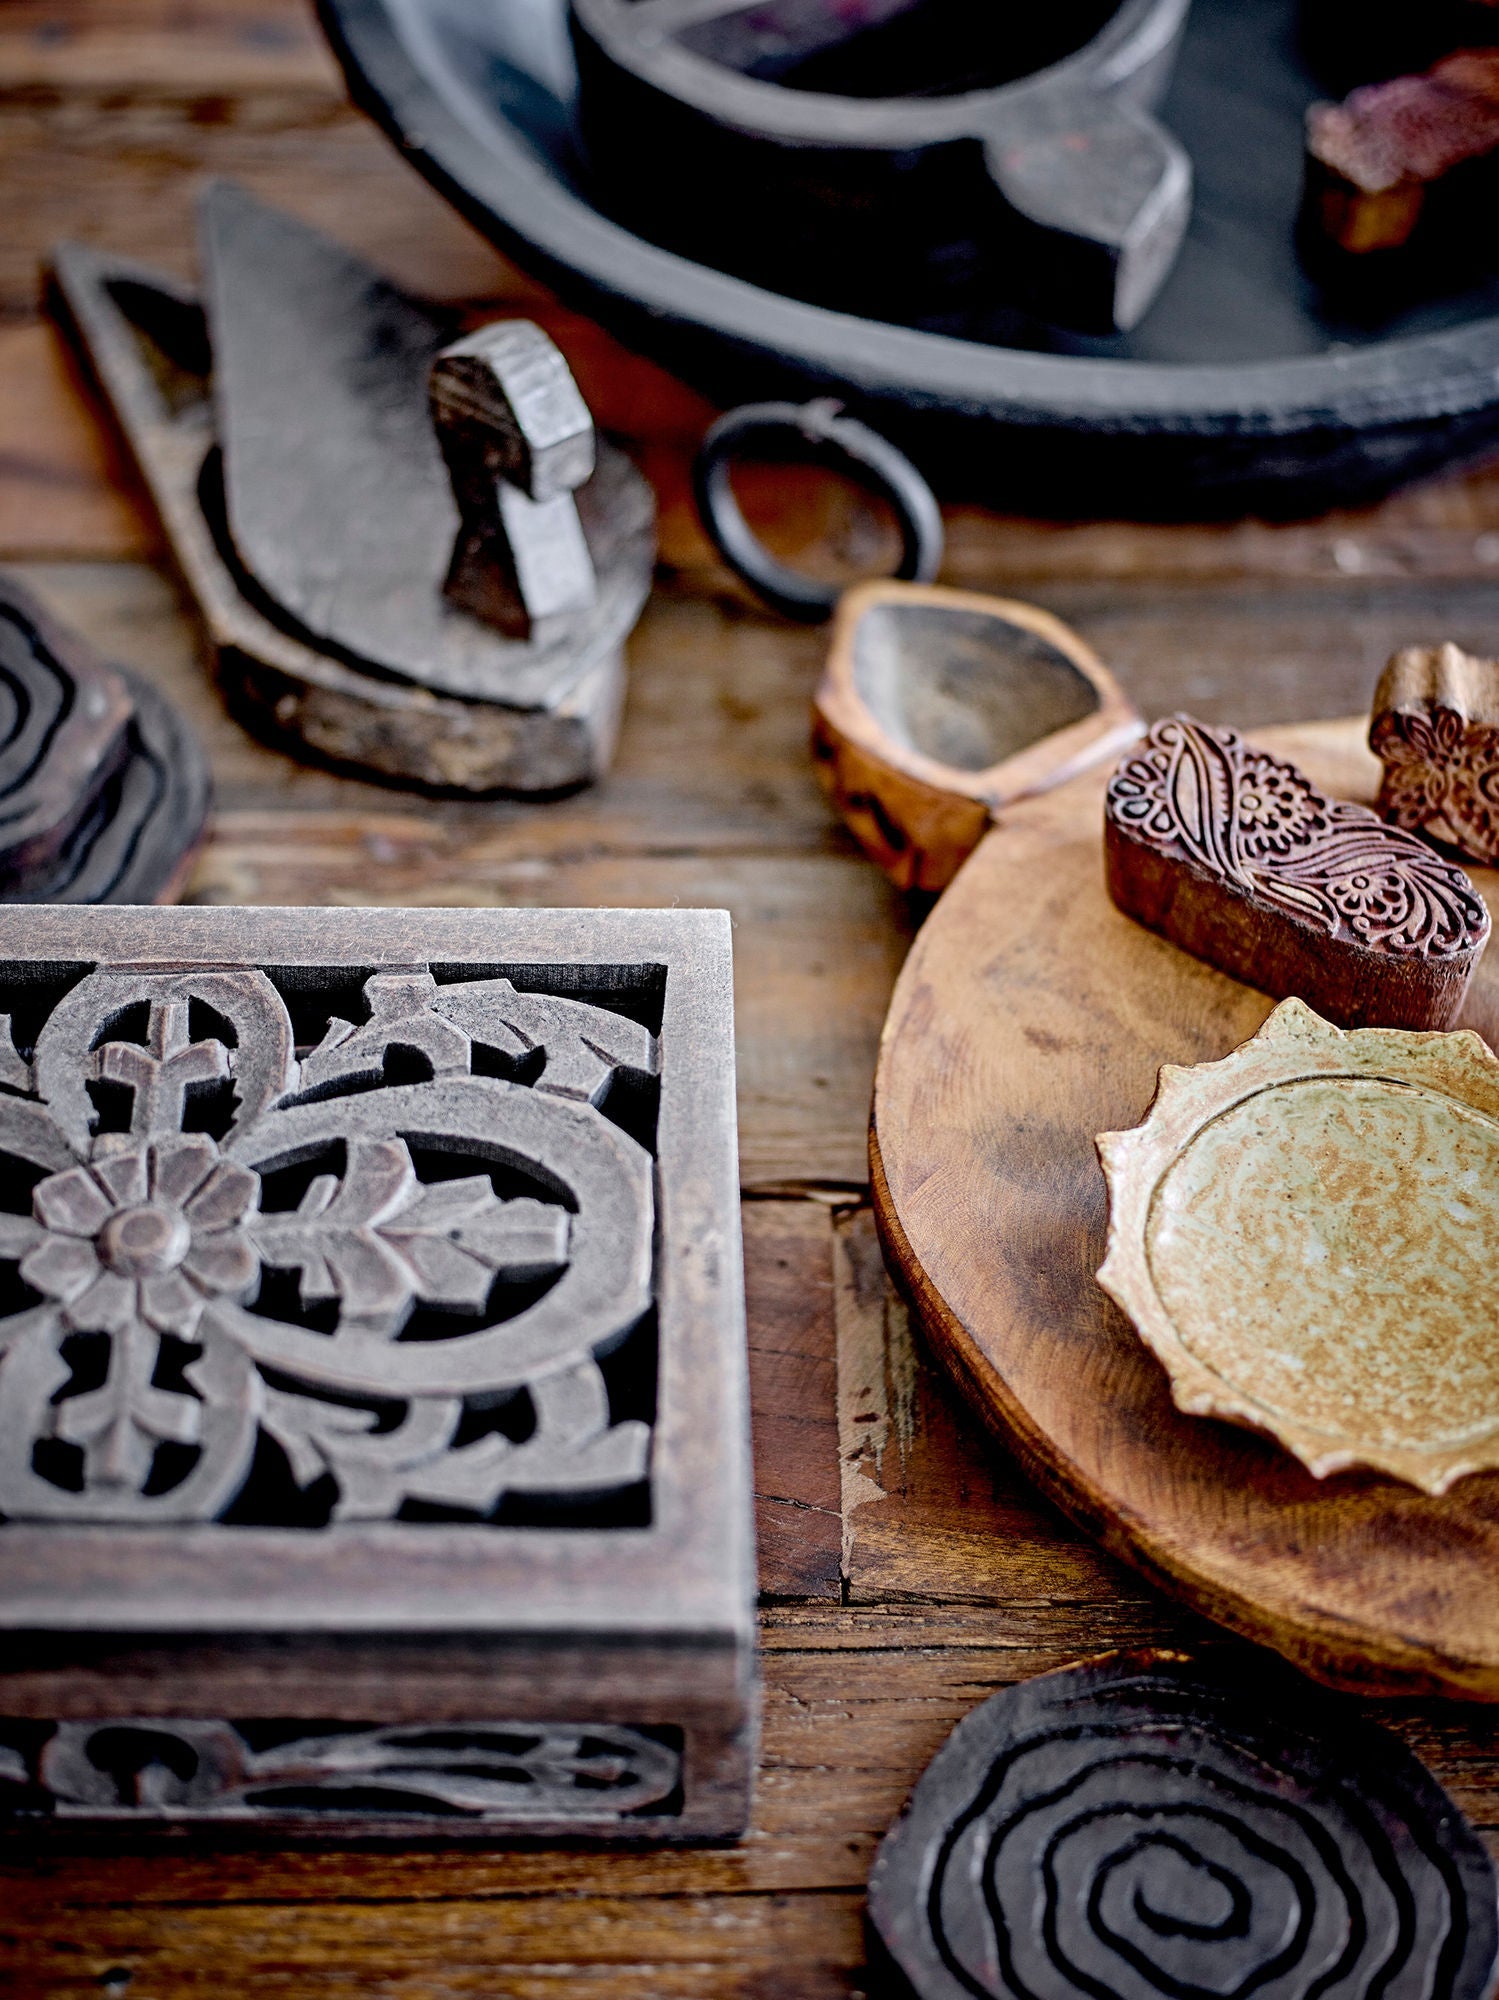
top-left (7, 5), bottom-right (1499, 1994)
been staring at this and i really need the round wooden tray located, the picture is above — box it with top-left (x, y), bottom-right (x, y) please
top-left (872, 716), bottom-right (1499, 1700)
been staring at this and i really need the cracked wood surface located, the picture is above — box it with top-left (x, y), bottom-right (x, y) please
top-left (6, 1), bottom-right (1499, 1992)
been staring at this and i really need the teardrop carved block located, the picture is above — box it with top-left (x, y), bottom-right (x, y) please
top-left (1105, 713), bottom-right (1490, 1028)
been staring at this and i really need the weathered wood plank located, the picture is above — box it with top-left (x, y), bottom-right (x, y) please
top-left (744, 1202), bottom-right (843, 1600)
top-left (4, 563), bottom-right (840, 841)
top-left (0, 0), bottom-right (343, 94)
top-left (0, 328), bottom-right (155, 562)
top-left (834, 1205), bottom-right (1164, 1609)
top-left (0, 1887), bottom-right (869, 1996)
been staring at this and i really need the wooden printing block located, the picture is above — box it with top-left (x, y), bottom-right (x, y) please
top-left (812, 581), bottom-right (1142, 892)
top-left (0, 572), bottom-right (208, 905)
top-left (1370, 639), bottom-right (1499, 862)
top-left (49, 185), bottom-right (656, 796)
top-left (1304, 49), bottom-right (1499, 255)
top-left (1103, 713), bottom-right (1491, 1029)
top-left (0, 906), bottom-right (754, 1842)
top-left (867, 1650), bottom-right (1499, 2000)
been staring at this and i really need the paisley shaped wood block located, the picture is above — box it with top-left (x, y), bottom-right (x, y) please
top-left (868, 1650), bottom-right (1499, 2000)
top-left (1371, 641), bottom-right (1499, 863)
top-left (1105, 713), bottom-right (1490, 1028)
top-left (1098, 998), bottom-right (1499, 1493)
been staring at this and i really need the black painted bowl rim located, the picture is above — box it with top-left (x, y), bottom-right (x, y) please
top-left (568, 0), bottom-right (1187, 145)
top-left (319, 0), bottom-right (1499, 441)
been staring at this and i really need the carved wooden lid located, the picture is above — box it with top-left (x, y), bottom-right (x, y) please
top-left (1098, 998), bottom-right (1499, 1494)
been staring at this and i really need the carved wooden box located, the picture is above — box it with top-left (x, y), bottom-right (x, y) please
top-left (0, 907), bottom-right (755, 1842)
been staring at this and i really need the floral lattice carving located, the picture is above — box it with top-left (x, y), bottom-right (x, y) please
top-left (0, 964), bottom-right (659, 1525)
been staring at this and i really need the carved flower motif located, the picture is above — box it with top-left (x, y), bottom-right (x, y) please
top-left (1234, 758), bottom-right (1329, 858)
top-left (1374, 713), bottom-right (1454, 830)
top-left (20, 1136), bottom-right (259, 1339)
top-left (1326, 865), bottom-right (1405, 927)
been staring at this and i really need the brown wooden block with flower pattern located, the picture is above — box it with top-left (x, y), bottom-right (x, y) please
top-left (0, 905), bottom-right (754, 1843)
top-left (1104, 713), bottom-right (1491, 1029)
top-left (1371, 641), bottom-right (1499, 864)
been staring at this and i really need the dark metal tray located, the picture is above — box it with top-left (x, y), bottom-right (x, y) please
top-left (319, 0), bottom-right (1499, 516)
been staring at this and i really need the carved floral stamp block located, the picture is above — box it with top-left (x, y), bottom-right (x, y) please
top-left (1105, 713), bottom-right (1490, 1028)
top-left (1371, 641), bottom-right (1499, 864)
top-left (0, 907), bottom-right (753, 1842)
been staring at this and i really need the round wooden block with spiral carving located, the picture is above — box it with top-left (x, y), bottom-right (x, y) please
top-left (872, 717), bottom-right (1499, 1698)
top-left (868, 1651), bottom-right (1499, 2000)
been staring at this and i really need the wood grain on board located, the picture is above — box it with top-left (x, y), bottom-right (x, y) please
top-left (874, 716), bottom-right (1499, 1702)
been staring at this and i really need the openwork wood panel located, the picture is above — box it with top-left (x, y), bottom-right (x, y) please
top-left (0, 962), bottom-right (658, 1527)
top-left (0, 907), bottom-right (754, 1842)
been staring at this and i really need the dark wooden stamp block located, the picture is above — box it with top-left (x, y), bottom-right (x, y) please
top-left (1104, 714), bottom-right (1490, 1029)
top-left (0, 906), bottom-right (754, 1842)
top-left (570, 0), bottom-right (1193, 337)
top-left (1371, 640), bottom-right (1499, 864)
top-left (1305, 50), bottom-right (1499, 257)
top-left (868, 1650), bottom-right (1499, 2000)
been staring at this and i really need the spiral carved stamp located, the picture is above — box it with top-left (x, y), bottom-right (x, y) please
top-left (1104, 714), bottom-right (1490, 1029)
top-left (868, 1652), bottom-right (1499, 2000)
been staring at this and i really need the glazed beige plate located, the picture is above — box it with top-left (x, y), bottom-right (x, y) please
top-left (1098, 998), bottom-right (1499, 1495)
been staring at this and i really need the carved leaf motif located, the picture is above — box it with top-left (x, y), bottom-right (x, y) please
top-left (93, 997), bottom-right (230, 1140)
top-left (296, 970), bottom-right (473, 1097)
top-left (0, 1017), bottom-right (30, 1097)
top-left (248, 1135), bottom-right (568, 1329)
top-left (432, 978), bottom-right (658, 1103)
top-left (52, 1317), bottom-right (201, 1489)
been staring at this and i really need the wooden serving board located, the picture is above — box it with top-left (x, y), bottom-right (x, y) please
top-left (872, 716), bottom-right (1499, 1701)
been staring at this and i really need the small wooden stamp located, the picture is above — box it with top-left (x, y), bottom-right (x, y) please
top-left (0, 571), bottom-right (208, 904)
top-left (1099, 997), bottom-right (1499, 1494)
top-left (868, 1649), bottom-right (1499, 2000)
top-left (0, 905), bottom-right (753, 1842)
top-left (1104, 713), bottom-right (1490, 1028)
top-left (1305, 50), bottom-right (1499, 255)
top-left (813, 582), bottom-right (1142, 892)
top-left (1371, 640), bottom-right (1499, 861)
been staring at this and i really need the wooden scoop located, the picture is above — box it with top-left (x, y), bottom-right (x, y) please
top-left (812, 580), bottom-right (1142, 891)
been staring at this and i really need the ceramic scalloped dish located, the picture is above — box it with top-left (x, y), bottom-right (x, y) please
top-left (1097, 998), bottom-right (1499, 1495)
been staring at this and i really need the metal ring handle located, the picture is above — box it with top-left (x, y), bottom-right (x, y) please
top-left (693, 398), bottom-right (944, 623)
